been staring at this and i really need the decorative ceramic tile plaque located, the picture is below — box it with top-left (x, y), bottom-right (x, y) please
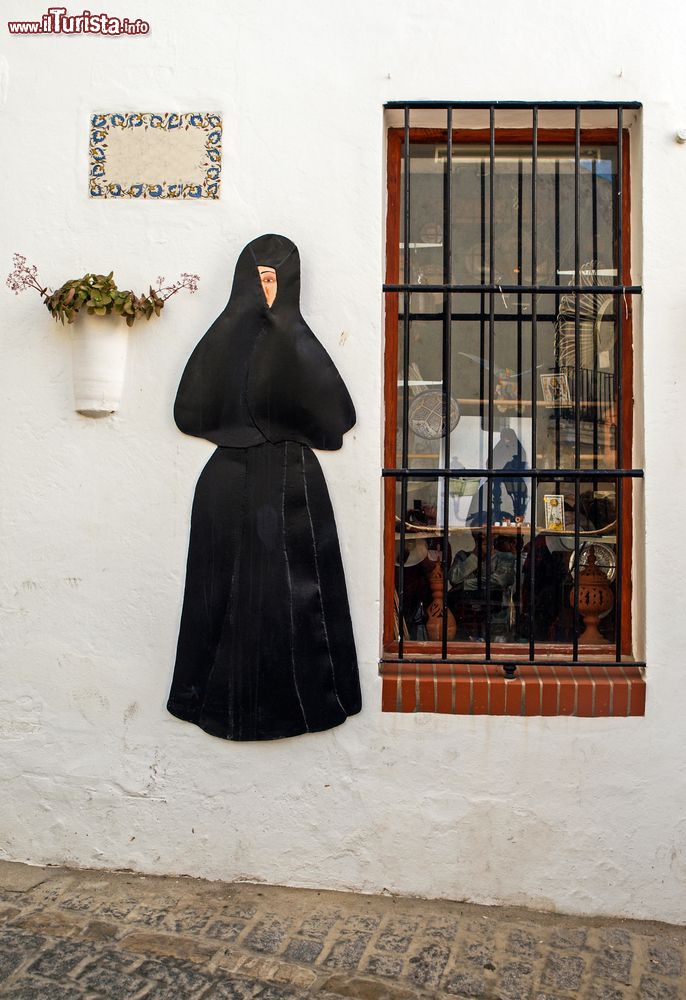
top-left (89, 112), bottom-right (222, 199)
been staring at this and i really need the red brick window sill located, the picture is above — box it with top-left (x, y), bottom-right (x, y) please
top-left (380, 663), bottom-right (646, 718)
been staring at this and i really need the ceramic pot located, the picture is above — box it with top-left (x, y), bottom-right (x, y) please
top-left (573, 545), bottom-right (614, 645)
top-left (71, 313), bottom-right (129, 417)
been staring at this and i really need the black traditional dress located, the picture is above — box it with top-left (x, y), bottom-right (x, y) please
top-left (167, 235), bottom-right (361, 740)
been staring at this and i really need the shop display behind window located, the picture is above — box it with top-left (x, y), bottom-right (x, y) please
top-left (383, 103), bottom-right (643, 673)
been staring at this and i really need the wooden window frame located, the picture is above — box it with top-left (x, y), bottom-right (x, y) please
top-left (382, 125), bottom-right (637, 675)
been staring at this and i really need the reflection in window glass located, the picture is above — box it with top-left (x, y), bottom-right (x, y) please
top-left (393, 137), bottom-right (626, 650)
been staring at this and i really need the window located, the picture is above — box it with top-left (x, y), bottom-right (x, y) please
top-left (382, 102), bottom-right (645, 717)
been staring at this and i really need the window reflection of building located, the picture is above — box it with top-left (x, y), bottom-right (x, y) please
top-left (386, 105), bottom-right (641, 665)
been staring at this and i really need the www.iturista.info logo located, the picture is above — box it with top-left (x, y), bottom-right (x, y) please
top-left (8, 7), bottom-right (150, 34)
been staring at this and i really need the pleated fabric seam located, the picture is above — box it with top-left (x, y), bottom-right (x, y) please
top-left (301, 445), bottom-right (345, 715)
top-left (283, 442), bottom-right (309, 731)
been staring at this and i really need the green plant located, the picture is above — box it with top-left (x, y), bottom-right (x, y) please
top-left (7, 255), bottom-right (199, 327)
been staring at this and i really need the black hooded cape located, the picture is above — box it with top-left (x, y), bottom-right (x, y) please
top-left (167, 235), bottom-right (361, 740)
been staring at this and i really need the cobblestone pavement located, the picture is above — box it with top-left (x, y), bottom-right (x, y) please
top-left (0, 861), bottom-right (684, 1000)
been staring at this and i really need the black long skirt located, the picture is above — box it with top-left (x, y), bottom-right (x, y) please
top-left (167, 441), bottom-right (361, 740)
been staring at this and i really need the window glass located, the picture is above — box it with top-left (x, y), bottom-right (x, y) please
top-left (391, 133), bottom-right (630, 653)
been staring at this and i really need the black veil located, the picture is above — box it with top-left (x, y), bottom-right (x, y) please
top-left (174, 234), bottom-right (356, 450)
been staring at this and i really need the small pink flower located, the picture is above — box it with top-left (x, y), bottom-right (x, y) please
top-left (6, 254), bottom-right (45, 297)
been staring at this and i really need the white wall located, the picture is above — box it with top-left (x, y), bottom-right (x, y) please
top-left (1, 0), bottom-right (684, 923)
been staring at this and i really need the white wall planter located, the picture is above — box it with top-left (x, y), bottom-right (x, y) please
top-left (71, 313), bottom-right (129, 417)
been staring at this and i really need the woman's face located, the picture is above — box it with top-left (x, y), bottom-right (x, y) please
top-left (257, 266), bottom-right (277, 308)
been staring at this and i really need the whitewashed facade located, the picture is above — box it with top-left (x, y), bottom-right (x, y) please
top-left (1, 0), bottom-right (684, 923)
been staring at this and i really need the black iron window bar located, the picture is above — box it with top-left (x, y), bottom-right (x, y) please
top-left (383, 101), bottom-right (644, 676)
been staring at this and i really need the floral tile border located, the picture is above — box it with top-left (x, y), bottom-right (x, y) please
top-left (89, 112), bottom-right (222, 199)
